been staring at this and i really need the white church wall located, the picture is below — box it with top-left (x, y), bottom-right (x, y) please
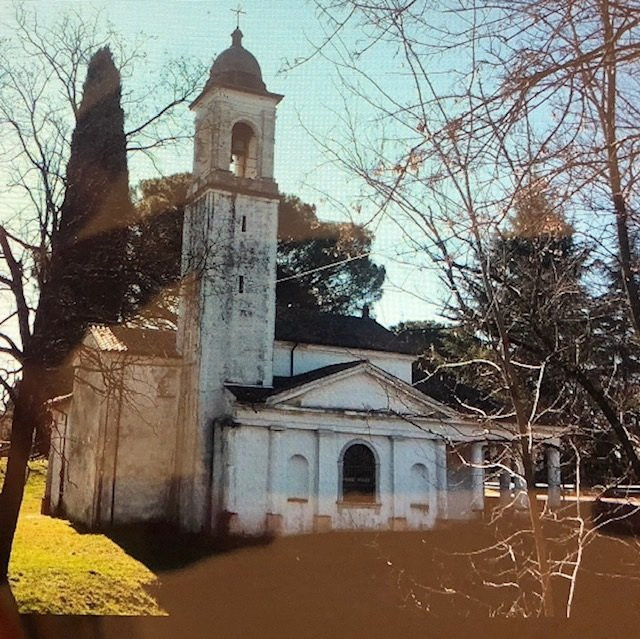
top-left (273, 341), bottom-right (413, 383)
top-left (56, 348), bottom-right (180, 527)
top-left (226, 425), bottom-right (270, 535)
top-left (61, 359), bottom-right (110, 526)
top-left (46, 397), bottom-right (71, 516)
top-left (108, 360), bottom-right (179, 523)
top-left (228, 407), bottom-right (459, 535)
top-left (391, 437), bottom-right (439, 530)
top-left (280, 429), bottom-right (316, 534)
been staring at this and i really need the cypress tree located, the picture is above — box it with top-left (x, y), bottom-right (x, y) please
top-left (34, 46), bottom-right (134, 371)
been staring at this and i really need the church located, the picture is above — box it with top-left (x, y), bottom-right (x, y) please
top-left (44, 28), bottom-right (562, 536)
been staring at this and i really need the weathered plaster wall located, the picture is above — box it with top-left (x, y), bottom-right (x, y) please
top-left (177, 184), bottom-right (278, 531)
top-left (226, 407), bottom-right (454, 536)
top-left (107, 359), bottom-right (180, 523)
top-left (273, 342), bottom-right (413, 383)
top-left (46, 397), bottom-right (71, 516)
top-left (53, 348), bottom-right (180, 527)
top-left (60, 354), bottom-right (109, 526)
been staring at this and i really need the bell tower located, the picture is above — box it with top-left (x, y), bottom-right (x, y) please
top-left (176, 28), bottom-right (283, 531)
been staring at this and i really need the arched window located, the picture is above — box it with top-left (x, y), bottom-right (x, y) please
top-left (342, 443), bottom-right (376, 503)
top-left (287, 454), bottom-right (309, 501)
top-left (230, 122), bottom-right (258, 178)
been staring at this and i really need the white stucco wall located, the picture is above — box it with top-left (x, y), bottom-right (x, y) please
top-left (46, 397), bottom-right (71, 516)
top-left (108, 359), bottom-right (180, 523)
top-left (51, 346), bottom-right (180, 527)
top-left (273, 341), bottom-right (413, 384)
top-left (59, 355), bottom-right (110, 526)
top-left (226, 405), bottom-right (456, 536)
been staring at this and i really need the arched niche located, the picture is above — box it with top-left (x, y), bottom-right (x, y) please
top-left (287, 454), bottom-right (309, 501)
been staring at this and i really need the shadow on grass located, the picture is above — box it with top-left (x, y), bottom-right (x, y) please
top-left (70, 520), bottom-right (274, 573)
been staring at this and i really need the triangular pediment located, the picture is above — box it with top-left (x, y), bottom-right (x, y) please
top-left (265, 362), bottom-right (457, 419)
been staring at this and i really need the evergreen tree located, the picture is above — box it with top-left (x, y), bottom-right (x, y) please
top-left (277, 195), bottom-right (385, 314)
top-left (123, 173), bottom-right (189, 327)
top-left (33, 47), bottom-right (134, 372)
top-left (458, 181), bottom-right (639, 483)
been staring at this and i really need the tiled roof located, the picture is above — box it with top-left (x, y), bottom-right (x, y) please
top-left (89, 325), bottom-right (179, 358)
top-left (89, 308), bottom-right (416, 358)
top-left (275, 307), bottom-right (415, 354)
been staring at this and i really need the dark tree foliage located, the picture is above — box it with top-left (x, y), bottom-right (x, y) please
top-left (33, 47), bottom-right (134, 374)
top-left (277, 195), bottom-right (385, 314)
top-left (124, 185), bottom-right (386, 323)
top-left (463, 187), bottom-right (590, 406)
top-left (459, 183), bottom-right (640, 483)
top-left (391, 320), bottom-right (501, 414)
top-left (123, 173), bottom-right (190, 327)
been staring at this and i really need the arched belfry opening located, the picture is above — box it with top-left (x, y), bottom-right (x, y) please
top-left (230, 122), bottom-right (258, 178)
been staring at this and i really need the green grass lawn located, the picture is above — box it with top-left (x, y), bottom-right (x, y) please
top-left (2, 460), bottom-right (165, 615)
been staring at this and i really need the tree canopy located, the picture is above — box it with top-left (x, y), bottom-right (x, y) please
top-left (276, 195), bottom-right (385, 314)
top-left (0, 45), bottom-right (134, 583)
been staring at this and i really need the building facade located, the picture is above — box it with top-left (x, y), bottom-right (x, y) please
top-left (45, 29), bottom-right (562, 536)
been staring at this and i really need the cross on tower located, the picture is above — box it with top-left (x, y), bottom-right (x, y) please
top-left (231, 4), bottom-right (246, 28)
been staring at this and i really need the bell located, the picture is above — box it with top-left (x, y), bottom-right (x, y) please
top-left (232, 137), bottom-right (246, 155)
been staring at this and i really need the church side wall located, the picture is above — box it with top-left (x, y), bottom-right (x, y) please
top-left (62, 362), bottom-right (109, 526)
top-left (60, 353), bottom-right (180, 527)
top-left (108, 359), bottom-right (180, 524)
top-left (45, 398), bottom-right (71, 515)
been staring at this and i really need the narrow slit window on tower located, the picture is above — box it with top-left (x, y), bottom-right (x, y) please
top-left (238, 275), bottom-right (245, 293)
top-left (241, 215), bottom-right (247, 232)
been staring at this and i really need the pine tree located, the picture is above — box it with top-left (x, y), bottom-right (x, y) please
top-left (276, 195), bottom-right (385, 314)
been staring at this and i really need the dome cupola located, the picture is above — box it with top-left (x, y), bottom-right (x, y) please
top-left (208, 28), bottom-right (266, 93)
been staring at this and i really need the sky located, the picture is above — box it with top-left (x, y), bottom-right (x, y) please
top-left (0, 0), bottom-right (444, 328)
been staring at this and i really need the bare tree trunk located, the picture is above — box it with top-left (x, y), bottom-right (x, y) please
top-left (0, 364), bottom-right (46, 583)
top-left (483, 288), bottom-right (556, 616)
top-left (0, 581), bottom-right (25, 638)
top-left (599, 0), bottom-right (640, 340)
